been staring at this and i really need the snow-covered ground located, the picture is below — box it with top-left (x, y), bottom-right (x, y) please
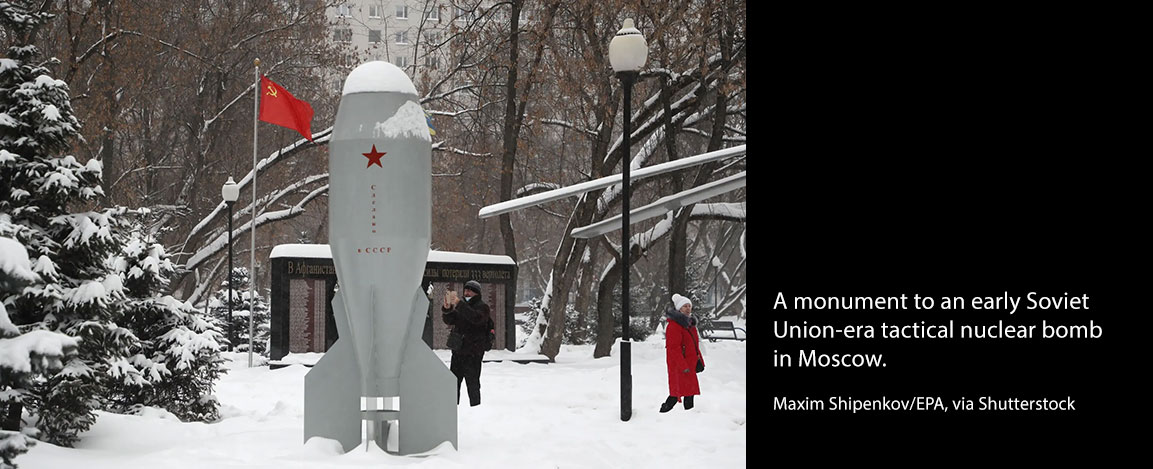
top-left (23, 335), bottom-right (746, 468)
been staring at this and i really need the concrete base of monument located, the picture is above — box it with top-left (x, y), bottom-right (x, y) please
top-left (270, 350), bottom-right (550, 369)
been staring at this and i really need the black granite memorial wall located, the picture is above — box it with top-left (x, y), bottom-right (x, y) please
top-left (269, 248), bottom-right (517, 362)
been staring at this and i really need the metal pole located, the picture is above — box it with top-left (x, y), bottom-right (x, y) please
top-left (619, 71), bottom-right (636, 422)
top-left (227, 202), bottom-right (234, 351)
top-left (250, 58), bottom-right (259, 367)
top-left (714, 224), bottom-right (719, 315)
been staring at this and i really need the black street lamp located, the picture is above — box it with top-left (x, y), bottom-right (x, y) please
top-left (609, 17), bottom-right (647, 422)
top-left (222, 176), bottom-right (240, 351)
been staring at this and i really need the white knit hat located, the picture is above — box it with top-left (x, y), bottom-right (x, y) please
top-left (672, 293), bottom-right (692, 311)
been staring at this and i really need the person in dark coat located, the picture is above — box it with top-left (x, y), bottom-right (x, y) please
top-left (661, 293), bottom-right (703, 412)
top-left (441, 280), bottom-right (491, 406)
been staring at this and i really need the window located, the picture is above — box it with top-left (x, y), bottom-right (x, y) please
top-left (395, 31), bottom-right (408, 44)
top-left (336, 4), bottom-right (351, 17)
top-left (455, 7), bottom-right (471, 22)
top-left (395, 56), bottom-right (409, 68)
top-left (425, 5), bottom-right (439, 21)
top-left (333, 28), bottom-right (352, 42)
top-left (424, 30), bottom-right (441, 45)
top-left (424, 55), bottom-right (439, 70)
top-left (368, 4), bottom-right (382, 18)
top-left (396, 5), bottom-right (408, 19)
top-left (369, 29), bottom-right (381, 43)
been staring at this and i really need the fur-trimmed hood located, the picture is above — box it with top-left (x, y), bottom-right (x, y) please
top-left (666, 308), bottom-right (697, 329)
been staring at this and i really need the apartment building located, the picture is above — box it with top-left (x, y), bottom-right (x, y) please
top-left (327, 1), bottom-right (477, 77)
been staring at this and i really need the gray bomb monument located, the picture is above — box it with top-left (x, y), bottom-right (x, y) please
top-left (304, 61), bottom-right (456, 454)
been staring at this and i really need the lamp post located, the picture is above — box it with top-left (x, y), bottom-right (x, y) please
top-left (222, 177), bottom-right (240, 352)
top-left (609, 17), bottom-right (647, 422)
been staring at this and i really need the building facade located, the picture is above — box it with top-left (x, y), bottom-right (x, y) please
top-left (326, 1), bottom-right (477, 78)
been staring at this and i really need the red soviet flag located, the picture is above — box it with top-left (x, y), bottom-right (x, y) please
top-left (258, 75), bottom-right (314, 142)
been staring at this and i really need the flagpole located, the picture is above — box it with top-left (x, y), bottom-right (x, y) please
top-left (250, 58), bottom-right (259, 368)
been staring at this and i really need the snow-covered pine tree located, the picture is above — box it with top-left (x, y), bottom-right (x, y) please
top-left (1, 226), bottom-right (78, 469)
top-left (563, 301), bottom-right (595, 345)
top-left (515, 296), bottom-right (542, 350)
top-left (210, 268), bottom-right (270, 356)
top-left (0, 1), bottom-right (136, 447)
top-left (0, 304), bottom-right (77, 469)
top-left (110, 218), bottom-right (225, 422)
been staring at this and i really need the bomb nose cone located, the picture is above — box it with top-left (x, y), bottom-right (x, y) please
top-left (343, 61), bottom-right (418, 96)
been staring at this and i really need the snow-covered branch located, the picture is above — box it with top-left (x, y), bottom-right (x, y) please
top-left (179, 128), bottom-right (332, 244)
top-left (690, 202), bottom-right (745, 221)
top-left (597, 126), bottom-right (666, 213)
top-left (602, 80), bottom-right (704, 170)
top-left (180, 128), bottom-right (331, 253)
top-left (601, 43), bottom-right (746, 169)
top-left (713, 156), bottom-right (746, 174)
top-left (515, 182), bottom-right (562, 198)
top-left (714, 283), bottom-right (747, 317)
top-left (187, 256), bottom-right (226, 306)
top-left (598, 212), bottom-right (677, 283)
top-left (0, 236), bottom-right (38, 284)
top-left (595, 204), bottom-right (745, 283)
top-left (203, 82), bottom-right (256, 133)
top-left (425, 98), bottom-right (503, 118)
top-left (679, 127), bottom-right (746, 143)
top-left (421, 83), bottom-right (497, 105)
top-left (0, 330), bottom-right (79, 374)
top-left (258, 173), bottom-right (329, 213)
top-left (73, 29), bottom-right (124, 70)
top-left (539, 119), bottom-right (598, 138)
top-left (182, 184), bottom-right (328, 273)
top-left (434, 146), bottom-right (493, 158)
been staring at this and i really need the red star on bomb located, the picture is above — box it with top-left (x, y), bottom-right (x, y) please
top-left (363, 145), bottom-right (386, 168)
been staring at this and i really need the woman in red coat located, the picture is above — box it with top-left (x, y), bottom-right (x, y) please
top-left (661, 293), bottom-right (704, 412)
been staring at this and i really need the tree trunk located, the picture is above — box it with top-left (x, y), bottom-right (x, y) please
top-left (539, 199), bottom-right (596, 360)
top-left (99, 5), bottom-right (118, 197)
top-left (567, 247), bottom-right (585, 343)
top-left (539, 36), bottom-right (618, 359)
top-left (662, 73), bottom-right (689, 297)
top-left (594, 255), bottom-right (621, 358)
top-left (101, 95), bottom-right (117, 197)
top-left (668, 212), bottom-right (690, 296)
top-left (593, 236), bottom-right (647, 357)
top-left (498, 0), bottom-right (523, 264)
top-left (572, 245), bottom-right (598, 344)
top-left (669, 6), bottom-right (734, 303)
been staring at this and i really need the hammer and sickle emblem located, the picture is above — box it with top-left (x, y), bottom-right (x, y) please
top-left (265, 85), bottom-right (278, 98)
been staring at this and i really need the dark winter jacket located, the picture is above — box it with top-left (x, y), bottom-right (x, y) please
top-left (442, 293), bottom-right (491, 356)
top-left (665, 308), bottom-right (703, 397)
